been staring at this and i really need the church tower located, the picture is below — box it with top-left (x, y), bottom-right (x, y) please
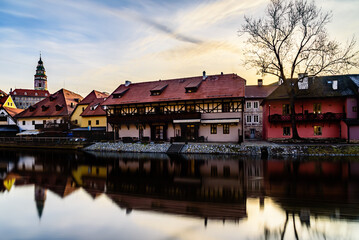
top-left (34, 55), bottom-right (48, 90)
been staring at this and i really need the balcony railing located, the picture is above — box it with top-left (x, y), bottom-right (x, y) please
top-left (268, 112), bottom-right (345, 123)
top-left (108, 112), bottom-right (201, 124)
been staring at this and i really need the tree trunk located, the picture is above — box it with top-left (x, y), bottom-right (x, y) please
top-left (289, 93), bottom-right (300, 139)
top-left (284, 80), bottom-right (301, 140)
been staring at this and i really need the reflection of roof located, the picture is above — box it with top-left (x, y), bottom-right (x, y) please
top-left (107, 193), bottom-right (247, 221)
top-left (103, 73), bottom-right (246, 106)
top-left (266, 75), bottom-right (359, 100)
top-left (10, 89), bottom-right (50, 97)
top-left (15, 89), bottom-right (83, 118)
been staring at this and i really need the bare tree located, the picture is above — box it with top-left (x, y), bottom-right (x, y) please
top-left (240, 0), bottom-right (359, 139)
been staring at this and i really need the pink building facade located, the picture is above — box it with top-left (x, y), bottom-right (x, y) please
top-left (263, 75), bottom-right (359, 141)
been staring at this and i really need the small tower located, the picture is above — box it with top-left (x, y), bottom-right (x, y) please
top-left (34, 54), bottom-right (48, 90)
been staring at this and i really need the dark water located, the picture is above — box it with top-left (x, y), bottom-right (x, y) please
top-left (0, 149), bottom-right (358, 240)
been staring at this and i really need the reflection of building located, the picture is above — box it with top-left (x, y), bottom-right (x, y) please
top-left (103, 72), bottom-right (245, 142)
top-left (263, 159), bottom-right (359, 219)
top-left (35, 186), bottom-right (47, 219)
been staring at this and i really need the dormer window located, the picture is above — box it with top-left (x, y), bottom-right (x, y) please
top-left (91, 104), bottom-right (99, 111)
top-left (56, 104), bottom-right (64, 111)
top-left (150, 84), bottom-right (168, 96)
top-left (50, 96), bottom-right (57, 101)
top-left (74, 98), bottom-right (80, 103)
top-left (113, 89), bottom-right (129, 99)
top-left (185, 80), bottom-right (202, 93)
top-left (41, 105), bottom-right (49, 111)
top-left (29, 105), bottom-right (37, 112)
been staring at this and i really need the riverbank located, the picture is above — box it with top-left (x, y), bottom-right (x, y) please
top-left (84, 142), bottom-right (359, 156)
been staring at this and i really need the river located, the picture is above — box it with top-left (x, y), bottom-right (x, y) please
top-left (0, 149), bottom-right (358, 240)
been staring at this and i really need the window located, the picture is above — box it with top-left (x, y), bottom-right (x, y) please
top-left (82, 107), bottom-right (85, 112)
top-left (137, 107), bottom-right (145, 115)
top-left (186, 105), bottom-right (195, 112)
top-left (96, 120), bottom-right (99, 125)
top-left (22, 121), bottom-right (25, 125)
top-left (353, 106), bottom-right (357, 112)
top-left (210, 124), bottom-right (217, 134)
top-left (223, 124), bottom-right (230, 134)
top-left (283, 127), bottom-right (290, 136)
top-left (54, 120), bottom-right (57, 124)
top-left (88, 120), bottom-right (91, 126)
top-left (282, 104), bottom-right (290, 115)
top-left (314, 126), bottom-right (322, 136)
top-left (32, 121), bottom-right (35, 125)
top-left (222, 103), bottom-right (230, 112)
top-left (253, 101), bottom-right (259, 109)
top-left (43, 120), bottom-right (46, 125)
top-left (313, 103), bottom-right (321, 114)
top-left (246, 115), bottom-right (252, 123)
top-left (74, 120), bottom-right (78, 124)
top-left (246, 101), bottom-right (252, 109)
top-left (253, 115), bottom-right (259, 123)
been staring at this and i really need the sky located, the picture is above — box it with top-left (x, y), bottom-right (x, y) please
top-left (0, 0), bottom-right (358, 97)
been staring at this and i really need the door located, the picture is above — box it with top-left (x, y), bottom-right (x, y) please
top-left (250, 129), bottom-right (255, 139)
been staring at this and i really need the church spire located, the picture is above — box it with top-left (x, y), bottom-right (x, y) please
top-left (34, 54), bottom-right (48, 90)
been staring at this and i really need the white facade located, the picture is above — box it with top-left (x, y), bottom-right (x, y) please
top-left (17, 117), bottom-right (65, 130)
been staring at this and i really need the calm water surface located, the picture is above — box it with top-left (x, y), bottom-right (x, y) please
top-left (0, 149), bottom-right (358, 240)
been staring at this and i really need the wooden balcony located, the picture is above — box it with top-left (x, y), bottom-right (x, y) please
top-left (108, 112), bottom-right (201, 124)
top-left (268, 112), bottom-right (346, 123)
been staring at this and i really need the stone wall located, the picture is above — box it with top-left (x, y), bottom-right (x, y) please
top-left (84, 142), bottom-right (359, 156)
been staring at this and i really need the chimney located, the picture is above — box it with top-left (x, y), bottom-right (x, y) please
top-left (257, 79), bottom-right (263, 86)
top-left (203, 71), bottom-right (207, 80)
top-left (125, 80), bottom-right (131, 87)
top-left (298, 73), bottom-right (309, 90)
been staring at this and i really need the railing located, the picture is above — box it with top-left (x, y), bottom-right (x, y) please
top-left (108, 112), bottom-right (201, 124)
top-left (0, 137), bottom-right (87, 144)
top-left (268, 112), bottom-right (346, 123)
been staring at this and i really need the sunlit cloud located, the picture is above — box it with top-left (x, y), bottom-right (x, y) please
top-left (0, 0), bottom-right (358, 96)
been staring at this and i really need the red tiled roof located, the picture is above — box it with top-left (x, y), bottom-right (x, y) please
top-left (10, 89), bottom-right (50, 97)
top-left (103, 73), bottom-right (246, 106)
top-left (15, 89), bottom-right (83, 119)
top-left (3, 107), bottom-right (24, 117)
top-left (0, 96), bottom-right (9, 105)
top-left (0, 90), bottom-right (7, 97)
top-left (80, 98), bottom-right (107, 117)
top-left (79, 90), bottom-right (109, 105)
top-left (245, 85), bottom-right (278, 98)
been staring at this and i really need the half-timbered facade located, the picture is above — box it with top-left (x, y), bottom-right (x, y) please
top-left (103, 73), bottom-right (246, 142)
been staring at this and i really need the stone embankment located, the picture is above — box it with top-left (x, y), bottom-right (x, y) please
top-left (85, 142), bottom-right (359, 156)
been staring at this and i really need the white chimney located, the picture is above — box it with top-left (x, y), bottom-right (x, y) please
top-left (203, 71), bottom-right (207, 80)
top-left (258, 79), bottom-right (263, 86)
top-left (298, 73), bottom-right (309, 90)
top-left (125, 80), bottom-right (131, 87)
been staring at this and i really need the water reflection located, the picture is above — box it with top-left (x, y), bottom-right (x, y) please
top-left (0, 149), bottom-right (359, 239)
